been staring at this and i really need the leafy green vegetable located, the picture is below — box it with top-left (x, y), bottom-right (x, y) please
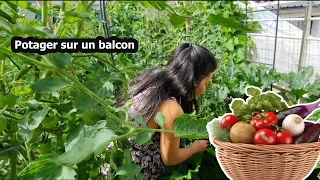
top-left (206, 119), bottom-right (230, 142)
top-left (230, 86), bottom-right (289, 122)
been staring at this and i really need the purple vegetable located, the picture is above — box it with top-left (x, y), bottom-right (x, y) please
top-left (304, 121), bottom-right (315, 132)
top-left (294, 124), bottom-right (320, 144)
top-left (276, 99), bottom-right (320, 127)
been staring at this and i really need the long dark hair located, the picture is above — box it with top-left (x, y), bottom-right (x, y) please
top-left (117, 43), bottom-right (218, 121)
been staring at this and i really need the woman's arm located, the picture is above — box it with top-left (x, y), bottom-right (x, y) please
top-left (158, 100), bottom-right (198, 166)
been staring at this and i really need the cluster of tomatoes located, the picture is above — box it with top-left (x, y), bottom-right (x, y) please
top-left (221, 112), bottom-right (293, 145)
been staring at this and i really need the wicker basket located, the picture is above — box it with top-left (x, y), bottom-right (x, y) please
top-left (213, 140), bottom-right (320, 180)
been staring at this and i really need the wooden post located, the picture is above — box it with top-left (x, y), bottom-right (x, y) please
top-left (298, 1), bottom-right (313, 71)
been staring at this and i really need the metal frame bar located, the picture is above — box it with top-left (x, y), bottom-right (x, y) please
top-left (270, 0), bottom-right (280, 91)
top-left (243, 17), bottom-right (320, 22)
top-left (245, 0), bottom-right (248, 62)
top-left (248, 33), bottom-right (320, 41)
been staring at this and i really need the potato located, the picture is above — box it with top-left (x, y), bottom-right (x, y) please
top-left (230, 122), bottom-right (256, 144)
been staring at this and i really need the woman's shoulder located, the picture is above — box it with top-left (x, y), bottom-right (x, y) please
top-left (158, 98), bottom-right (184, 119)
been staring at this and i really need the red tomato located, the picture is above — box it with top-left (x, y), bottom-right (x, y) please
top-left (250, 112), bottom-right (278, 130)
top-left (253, 128), bottom-right (277, 145)
top-left (220, 114), bottom-right (239, 130)
top-left (275, 130), bottom-right (293, 144)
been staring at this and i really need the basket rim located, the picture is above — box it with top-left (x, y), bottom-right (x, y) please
top-left (213, 140), bottom-right (320, 152)
top-left (213, 140), bottom-right (320, 146)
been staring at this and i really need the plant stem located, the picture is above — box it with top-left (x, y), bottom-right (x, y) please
top-left (56, 70), bottom-right (131, 129)
top-left (87, 1), bottom-right (96, 10)
top-left (25, 143), bottom-right (34, 163)
top-left (0, 47), bottom-right (131, 129)
top-left (110, 129), bottom-right (136, 142)
top-left (42, 1), bottom-right (48, 27)
top-left (61, 1), bottom-right (66, 12)
top-left (0, 59), bottom-right (5, 76)
top-left (54, 1), bottom-right (65, 36)
top-left (72, 54), bottom-right (121, 72)
top-left (92, 54), bottom-right (120, 72)
top-left (54, 19), bottom-right (64, 37)
top-left (18, 148), bottom-right (29, 165)
top-left (71, 54), bottom-right (92, 57)
top-left (0, 107), bottom-right (24, 115)
top-left (135, 127), bottom-right (174, 133)
top-left (7, 56), bottom-right (21, 70)
top-left (74, 21), bottom-right (84, 38)
top-left (183, 1), bottom-right (190, 37)
top-left (2, 113), bottom-right (19, 121)
top-left (113, 141), bottom-right (118, 150)
top-left (1, 38), bottom-right (11, 47)
top-left (8, 123), bottom-right (18, 180)
top-left (0, 47), bottom-right (55, 69)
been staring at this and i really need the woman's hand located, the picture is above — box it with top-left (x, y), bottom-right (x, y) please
top-left (192, 140), bottom-right (210, 154)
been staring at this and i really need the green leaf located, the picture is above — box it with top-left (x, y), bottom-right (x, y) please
top-left (281, 66), bottom-right (313, 89)
top-left (18, 1), bottom-right (28, 8)
top-left (208, 14), bottom-right (259, 33)
top-left (12, 25), bottom-right (57, 38)
top-left (110, 149), bottom-right (124, 169)
top-left (231, 99), bottom-right (244, 111)
top-left (216, 86), bottom-right (229, 100)
top-left (115, 163), bottom-right (141, 178)
top-left (82, 111), bottom-right (100, 126)
top-left (0, 16), bottom-right (13, 32)
top-left (27, 106), bottom-right (49, 130)
top-left (155, 112), bottom-right (165, 128)
top-left (64, 11), bottom-right (90, 23)
top-left (17, 117), bottom-right (34, 142)
top-left (141, 2), bottom-right (153, 10)
top-left (45, 53), bottom-right (72, 69)
top-left (169, 14), bottom-right (185, 28)
top-left (4, 1), bottom-right (18, 12)
top-left (65, 122), bottom-right (85, 152)
top-left (18, 159), bottom-right (76, 179)
top-left (226, 39), bottom-right (234, 51)
top-left (173, 114), bottom-right (209, 139)
top-left (54, 124), bottom-right (117, 166)
top-left (0, 94), bottom-right (16, 108)
top-left (246, 86), bottom-right (261, 96)
top-left (135, 115), bottom-right (145, 125)
top-left (0, 9), bottom-right (14, 24)
top-left (205, 147), bottom-right (216, 156)
top-left (74, 78), bottom-right (114, 110)
top-left (53, 138), bottom-right (93, 166)
top-left (30, 77), bottom-right (71, 94)
top-left (307, 109), bottom-right (320, 122)
top-left (135, 131), bottom-right (152, 145)
top-left (42, 116), bottom-right (59, 128)
top-left (0, 116), bottom-right (6, 132)
top-left (91, 128), bottom-right (117, 155)
top-left (18, 1), bottom-right (41, 15)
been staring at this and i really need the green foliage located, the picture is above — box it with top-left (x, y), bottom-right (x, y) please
top-left (173, 114), bottom-right (209, 139)
top-left (230, 86), bottom-right (289, 122)
top-left (30, 77), bottom-right (71, 94)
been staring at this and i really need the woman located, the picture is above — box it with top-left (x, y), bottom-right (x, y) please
top-left (124, 43), bottom-right (218, 179)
